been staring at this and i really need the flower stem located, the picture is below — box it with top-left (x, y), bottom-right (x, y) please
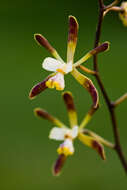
top-left (113, 93), bottom-right (127, 107)
top-left (78, 65), bottom-right (96, 75)
top-left (104, 0), bottom-right (120, 10)
top-left (93, 0), bottom-right (127, 173)
top-left (104, 6), bottom-right (124, 16)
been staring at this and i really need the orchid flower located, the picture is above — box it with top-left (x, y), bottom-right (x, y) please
top-left (29, 16), bottom-right (109, 108)
top-left (34, 91), bottom-right (114, 176)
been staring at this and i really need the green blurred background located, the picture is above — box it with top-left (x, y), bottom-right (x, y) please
top-left (1, 0), bottom-right (127, 189)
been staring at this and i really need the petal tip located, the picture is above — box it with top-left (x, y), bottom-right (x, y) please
top-left (34, 108), bottom-right (48, 119)
top-left (34, 33), bottom-right (43, 45)
top-left (62, 91), bottom-right (75, 111)
top-left (102, 41), bottom-right (110, 52)
top-left (29, 79), bottom-right (48, 99)
top-left (52, 154), bottom-right (66, 176)
top-left (52, 167), bottom-right (61, 177)
top-left (34, 34), bottom-right (53, 53)
top-left (62, 91), bottom-right (72, 97)
top-left (90, 42), bottom-right (110, 56)
top-left (34, 108), bottom-right (41, 116)
top-left (69, 15), bottom-right (79, 28)
top-left (92, 140), bottom-right (106, 160)
top-left (29, 90), bottom-right (36, 100)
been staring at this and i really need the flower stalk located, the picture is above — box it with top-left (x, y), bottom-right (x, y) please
top-left (113, 93), bottom-right (127, 107)
top-left (92, 0), bottom-right (127, 173)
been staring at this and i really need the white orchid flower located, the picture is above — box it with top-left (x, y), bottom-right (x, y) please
top-left (34, 92), bottom-right (113, 176)
top-left (29, 16), bottom-right (109, 108)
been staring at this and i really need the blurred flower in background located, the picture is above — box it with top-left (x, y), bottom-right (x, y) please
top-left (119, 2), bottom-right (127, 26)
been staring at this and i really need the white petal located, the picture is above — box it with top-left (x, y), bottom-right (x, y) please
top-left (42, 57), bottom-right (63, 72)
top-left (54, 73), bottom-right (65, 89)
top-left (65, 61), bottom-right (73, 73)
top-left (49, 127), bottom-right (67, 141)
top-left (47, 73), bottom-right (65, 90)
top-left (61, 139), bottom-right (74, 153)
top-left (71, 126), bottom-right (79, 138)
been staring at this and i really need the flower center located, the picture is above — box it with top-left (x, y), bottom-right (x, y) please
top-left (64, 126), bottom-right (79, 140)
top-left (64, 134), bottom-right (73, 140)
top-left (57, 62), bottom-right (73, 75)
top-left (56, 68), bottom-right (65, 74)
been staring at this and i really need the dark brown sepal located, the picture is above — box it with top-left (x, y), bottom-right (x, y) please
top-left (92, 140), bottom-right (106, 160)
top-left (34, 34), bottom-right (55, 53)
top-left (62, 91), bottom-right (75, 111)
top-left (68, 16), bottom-right (78, 43)
top-left (53, 154), bottom-right (67, 176)
top-left (90, 42), bottom-right (109, 55)
top-left (29, 76), bottom-right (51, 99)
top-left (85, 79), bottom-right (99, 108)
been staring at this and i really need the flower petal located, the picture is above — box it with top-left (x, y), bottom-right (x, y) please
top-left (71, 68), bottom-right (99, 108)
top-left (53, 154), bottom-right (67, 176)
top-left (74, 42), bottom-right (109, 67)
top-left (62, 91), bottom-right (78, 127)
top-left (46, 73), bottom-right (65, 90)
top-left (78, 132), bottom-right (106, 160)
top-left (34, 34), bottom-right (63, 61)
top-left (57, 139), bottom-right (74, 156)
top-left (79, 106), bottom-right (99, 129)
top-left (34, 108), bottom-right (66, 128)
top-left (43, 57), bottom-right (63, 72)
top-left (78, 65), bottom-right (96, 75)
top-left (29, 75), bottom-right (52, 99)
top-left (71, 126), bottom-right (79, 138)
top-left (65, 62), bottom-right (73, 73)
top-left (49, 127), bottom-right (67, 140)
top-left (82, 129), bottom-right (114, 148)
top-left (67, 16), bottom-right (78, 62)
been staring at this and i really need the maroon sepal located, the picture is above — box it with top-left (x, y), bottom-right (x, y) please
top-left (29, 76), bottom-right (51, 99)
top-left (53, 154), bottom-right (67, 176)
